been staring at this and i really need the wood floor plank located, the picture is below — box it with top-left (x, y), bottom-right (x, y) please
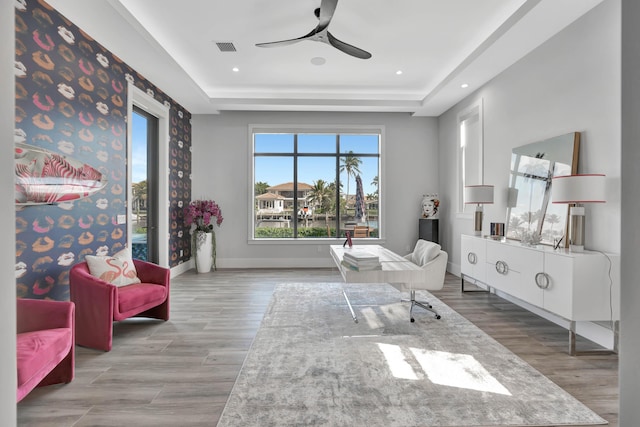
top-left (17, 269), bottom-right (618, 426)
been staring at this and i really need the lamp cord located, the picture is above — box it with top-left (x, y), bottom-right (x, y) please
top-left (591, 249), bottom-right (615, 332)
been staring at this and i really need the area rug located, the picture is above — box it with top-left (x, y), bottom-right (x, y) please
top-left (217, 283), bottom-right (606, 426)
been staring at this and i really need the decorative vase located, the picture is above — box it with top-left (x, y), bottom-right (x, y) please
top-left (195, 231), bottom-right (213, 273)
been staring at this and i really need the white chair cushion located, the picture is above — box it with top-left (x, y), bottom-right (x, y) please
top-left (411, 240), bottom-right (442, 266)
top-left (85, 247), bottom-right (141, 287)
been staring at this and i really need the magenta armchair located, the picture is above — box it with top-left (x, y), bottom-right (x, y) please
top-left (17, 298), bottom-right (75, 402)
top-left (69, 259), bottom-right (170, 351)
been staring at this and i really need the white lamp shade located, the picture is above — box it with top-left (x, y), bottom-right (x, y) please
top-left (464, 185), bottom-right (494, 204)
top-left (552, 174), bottom-right (606, 204)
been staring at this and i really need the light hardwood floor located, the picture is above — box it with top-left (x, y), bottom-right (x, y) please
top-left (17, 269), bottom-right (618, 426)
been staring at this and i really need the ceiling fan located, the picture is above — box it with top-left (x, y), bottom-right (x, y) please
top-left (255, 0), bottom-right (372, 60)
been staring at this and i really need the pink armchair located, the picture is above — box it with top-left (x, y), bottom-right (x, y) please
top-left (17, 298), bottom-right (75, 402)
top-left (69, 259), bottom-right (170, 351)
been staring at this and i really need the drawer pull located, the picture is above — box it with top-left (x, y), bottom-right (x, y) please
top-left (467, 252), bottom-right (477, 265)
top-left (535, 272), bottom-right (550, 289)
top-left (495, 260), bottom-right (508, 275)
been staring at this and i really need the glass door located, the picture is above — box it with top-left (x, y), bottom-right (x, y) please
top-left (131, 106), bottom-right (159, 263)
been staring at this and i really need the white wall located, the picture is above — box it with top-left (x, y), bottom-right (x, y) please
top-left (620, 0), bottom-right (640, 424)
top-left (191, 112), bottom-right (437, 267)
top-left (438, 0), bottom-right (621, 276)
top-left (2, 0), bottom-right (16, 424)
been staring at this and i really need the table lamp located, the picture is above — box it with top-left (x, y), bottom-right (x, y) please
top-left (464, 185), bottom-right (494, 236)
top-left (551, 174), bottom-right (606, 252)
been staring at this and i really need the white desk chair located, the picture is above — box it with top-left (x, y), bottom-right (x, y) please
top-left (391, 239), bottom-right (448, 322)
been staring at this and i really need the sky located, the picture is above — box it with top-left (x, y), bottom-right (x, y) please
top-left (254, 133), bottom-right (380, 195)
top-left (131, 111), bottom-right (148, 183)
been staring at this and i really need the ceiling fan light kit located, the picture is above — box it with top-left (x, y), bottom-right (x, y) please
top-left (255, 0), bottom-right (372, 60)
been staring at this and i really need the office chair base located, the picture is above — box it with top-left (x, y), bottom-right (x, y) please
top-left (402, 290), bottom-right (441, 322)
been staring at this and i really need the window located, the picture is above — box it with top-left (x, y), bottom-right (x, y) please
top-left (457, 100), bottom-right (484, 214)
top-left (131, 106), bottom-right (159, 263)
top-left (128, 85), bottom-right (170, 267)
top-left (251, 127), bottom-right (382, 240)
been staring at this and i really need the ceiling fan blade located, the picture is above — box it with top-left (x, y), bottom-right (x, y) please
top-left (256, 28), bottom-right (316, 48)
top-left (317, 0), bottom-right (338, 31)
top-left (256, 38), bottom-right (304, 48)
top-left (327, 32), bottom-right (372, 59)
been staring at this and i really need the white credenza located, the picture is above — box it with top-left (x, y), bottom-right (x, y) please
top-left (460, 235), bottom-right (620, 355)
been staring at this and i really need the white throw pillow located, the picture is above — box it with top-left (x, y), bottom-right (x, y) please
top-left (85, 247), bottom-right (141, 287)
top-left (411, 240), bottom-right (441, 266)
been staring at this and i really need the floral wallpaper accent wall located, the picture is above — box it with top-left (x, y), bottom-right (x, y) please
top-left (15, 0), bottom-right (192, 300)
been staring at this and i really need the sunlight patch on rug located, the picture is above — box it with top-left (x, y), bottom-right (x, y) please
top-left (411, 348), bottom-right (511, 395)
top-left (377, 343), bottom-right (511, 396)
top-left (376, 343), bottom-right (511, 395)
top-left (377, 343), bottom-right (420, 381)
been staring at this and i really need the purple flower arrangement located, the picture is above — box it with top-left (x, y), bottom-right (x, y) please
top-left (184, 199), bottom-right (223, 232)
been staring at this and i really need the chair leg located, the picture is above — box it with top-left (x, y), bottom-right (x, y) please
top-left (407, 290), bottom-right (441, 322)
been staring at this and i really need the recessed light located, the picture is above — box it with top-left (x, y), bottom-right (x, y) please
top-left (232, 67), bottom-right (239, 72)
top-left (461, 83), bottom-right (469, 88)
top-left (311, 57), bottom-right (326, 66)
top-left (396, 70), bottom-right (403, 75)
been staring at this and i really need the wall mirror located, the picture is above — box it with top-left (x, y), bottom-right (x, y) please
top-left (505, 132), bottom-right (580, 246)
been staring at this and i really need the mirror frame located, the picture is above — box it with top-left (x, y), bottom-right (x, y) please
top-left (505, 132), bottom-right (580, 247)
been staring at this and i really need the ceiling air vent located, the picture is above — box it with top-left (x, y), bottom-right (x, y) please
top-left (215, 42), bottom-right (237, 52)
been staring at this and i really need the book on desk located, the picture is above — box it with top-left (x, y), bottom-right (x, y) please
top-left (340, 260), bottom-right (382, 271)
top-left (341, 250), bottom-right (382, 271)
top-left (343, 250), bottom-right (378, 262)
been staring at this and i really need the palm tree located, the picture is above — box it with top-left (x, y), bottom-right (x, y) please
top-left (371, 175), bottom-right (379, 197)
top-left (255, 181), bottom-right (269, 195)
top-left (132, 180), bottom-right (148, 228)
top-left (520, 211), bottom-right (534, 229)
top-left (509, 216), bottom-right (524, 237)
top-left (340, 152), bottom-right (362, 208)
top-left (327, 180), bottom-right (340, 213)
top-left (132, 180), bottom-right (147, 200)
top-left (307, 179), bottom-right (332, 224)
top-left (545, 213), bottom-right (561, 235)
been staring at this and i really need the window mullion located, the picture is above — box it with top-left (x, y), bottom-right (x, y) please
top-left (335, 134), bottom-right (341, 237)
top-left (293, 134), bottom-right (298, 238)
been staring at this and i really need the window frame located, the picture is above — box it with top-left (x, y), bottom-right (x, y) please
top-left (456, 100), bottom-right (484, 217)
top-left (127, 84), bottom-right (170, 267)
top-left (248, 124), bottom-right (385, 244)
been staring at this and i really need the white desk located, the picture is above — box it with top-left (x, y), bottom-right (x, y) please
top-left (330, 245), bottom-right (424, 322)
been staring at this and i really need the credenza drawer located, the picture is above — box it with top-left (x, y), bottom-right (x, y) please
top-left (486, 262), bottom-right (520, 294)
top-left (486, 240), bottom-right (533, 273)
top-left (461, 235), bottom-right (486, 283)
top-left (485, 240), bottom-right (544, 305)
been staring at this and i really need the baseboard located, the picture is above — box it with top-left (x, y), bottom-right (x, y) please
top-left (175, 257), bottom-right (336, 271)
top-left (218, 258), bottom-right (336, 269)
top-left (448, 261), bottom-right (461, 277)
top-left (170, 260), bottom-right (193, 277)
